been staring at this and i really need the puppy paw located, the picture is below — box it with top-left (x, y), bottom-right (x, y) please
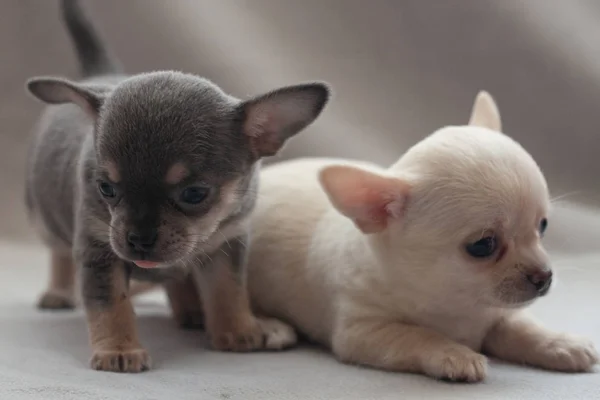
top-left (209, 317), bottom-right (297, 352)
top-left (90, 348), bottom-right (151, 373)
top-left (37, 290), bottom-right (75, 310)
top-left (531, 335), bottom-right (599, 372)
top-left (423, 346), bottom-right (488, 383)
top-left (209, 322), bottom-right (263, 352)
top-left (256, 317), bottom-right (297, 350)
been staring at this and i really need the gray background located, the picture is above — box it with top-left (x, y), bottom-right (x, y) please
top-left (1, 2), bottom-right (600, 399)
top-left (3, 0), bottom-right (600, 244)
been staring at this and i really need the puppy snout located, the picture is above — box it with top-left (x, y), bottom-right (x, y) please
top-left (526, 269), bottom-right (553, 295)
top-left (127, 229), bottom-right (158, 252)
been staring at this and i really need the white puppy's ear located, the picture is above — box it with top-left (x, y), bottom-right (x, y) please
top-left (468, 91), bottom-right (502, 132)
top-left (319, 165), bottom-right (409, 234)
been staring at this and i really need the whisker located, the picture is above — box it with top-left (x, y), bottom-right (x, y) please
top-left (219, 230), bottom-right (232, 249)
top-left (550, 191), bottom-right (581, 203)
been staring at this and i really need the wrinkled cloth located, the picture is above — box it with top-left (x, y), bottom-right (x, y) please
top-left (1, 1), bottom-right (600, 399)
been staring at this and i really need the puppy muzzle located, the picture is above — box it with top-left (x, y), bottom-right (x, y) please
top-left (525, 268), bottom-right (553, 296)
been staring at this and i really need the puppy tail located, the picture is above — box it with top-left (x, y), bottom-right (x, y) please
top-left (60, 0), bottom-right (122, 78)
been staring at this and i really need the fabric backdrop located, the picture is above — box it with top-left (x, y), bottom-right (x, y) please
top-left (1, 1), bottom-right (599, 399)
top-left (3, 0), bottom-right (600, 242)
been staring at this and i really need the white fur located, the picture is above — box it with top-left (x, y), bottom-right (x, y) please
top-left (246, 91), bottom-right (598, 382)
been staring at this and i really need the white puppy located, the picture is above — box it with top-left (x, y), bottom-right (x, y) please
top-left (245, 92), bottom-right (599, 382)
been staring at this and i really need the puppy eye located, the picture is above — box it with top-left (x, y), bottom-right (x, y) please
top-left (98, 181), bottom-right (116, 198)
top-left (180, 186), bottom-right (210, 205)
top-left (539, 218), bottom-right (548, 236)
top-left (465, 236), bottom-right (497, 259)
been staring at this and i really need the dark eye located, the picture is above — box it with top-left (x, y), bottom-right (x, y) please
top-left (539, 218), bottom-right (548, 236)
top-left (465, 236), bottom-right (497, 259)
top-left (98, 181), bottom-right (116, 198)
top-left (180, 186), bottom-right (209, 205)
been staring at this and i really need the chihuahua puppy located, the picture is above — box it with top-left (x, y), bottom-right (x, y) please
top-left (243, 92), bottom-right (599, 382)
top-left (25, 0), bottom-right (329, 372)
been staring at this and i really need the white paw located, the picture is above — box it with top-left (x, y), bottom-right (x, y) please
top-left (423, 346), bottom-right (488, 382)
top-left (532, 335), bottom-right (599, 372)
top-left (257, 317), bottom-right (298, 350)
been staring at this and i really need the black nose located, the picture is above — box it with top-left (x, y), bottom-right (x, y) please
top-left (127, 229), bottom-right (158, 252)
top-left (526, 269), bottom-right (553, 295)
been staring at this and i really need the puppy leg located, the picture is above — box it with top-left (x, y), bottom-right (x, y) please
top-left (483, 312), bottom-right (598, 372)
top-left (193, 235), bottom-right (297, 351)
top-left (333, 316), bottom-right (487, 382)
top-left (81, 252), bottom-right (150, 373)
top-left (38, 250), bottom-right (76, 310)
top-left (164, 275), bottom-right (205, 330)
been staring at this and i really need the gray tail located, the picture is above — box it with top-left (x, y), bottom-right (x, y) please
top-left (61, 0), bottom-right (121, 77)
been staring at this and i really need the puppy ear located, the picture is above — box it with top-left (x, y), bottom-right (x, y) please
top-left (26, 77), bottom-right (107, 119)
top-left (468, 90), bottom-right (502, 132)
top-left (319, 165), bottom-right (409, 234)
top-left (240, 82), bottom-right (331, 157)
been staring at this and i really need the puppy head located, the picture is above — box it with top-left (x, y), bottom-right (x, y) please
top-left (320, 91), bottom-right (552, 308)
top-left (27, 72), bottom-right (330, 266)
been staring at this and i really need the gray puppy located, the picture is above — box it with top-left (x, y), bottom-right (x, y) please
top-left (25, 0), bottom-right (330, 373)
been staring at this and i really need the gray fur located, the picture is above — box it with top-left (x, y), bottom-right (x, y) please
top-left (61, 0), bottom-right (121, 77)
top-left (25, 0), bottom-right (330, 315)
top-left (216, 234), bottom-right (249, 279)
top-left (78, 240), bottom-right (119, 307)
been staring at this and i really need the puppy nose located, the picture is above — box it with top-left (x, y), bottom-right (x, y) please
top-left (127, 229), bottom-right (158, 251)
top-left (526, 269), bottom-right (553, 295)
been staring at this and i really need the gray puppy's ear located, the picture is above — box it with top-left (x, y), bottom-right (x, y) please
top-left (26, 77), bottom-right (107, 119)
top-left (240, 82), bottom-right (331, 157)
